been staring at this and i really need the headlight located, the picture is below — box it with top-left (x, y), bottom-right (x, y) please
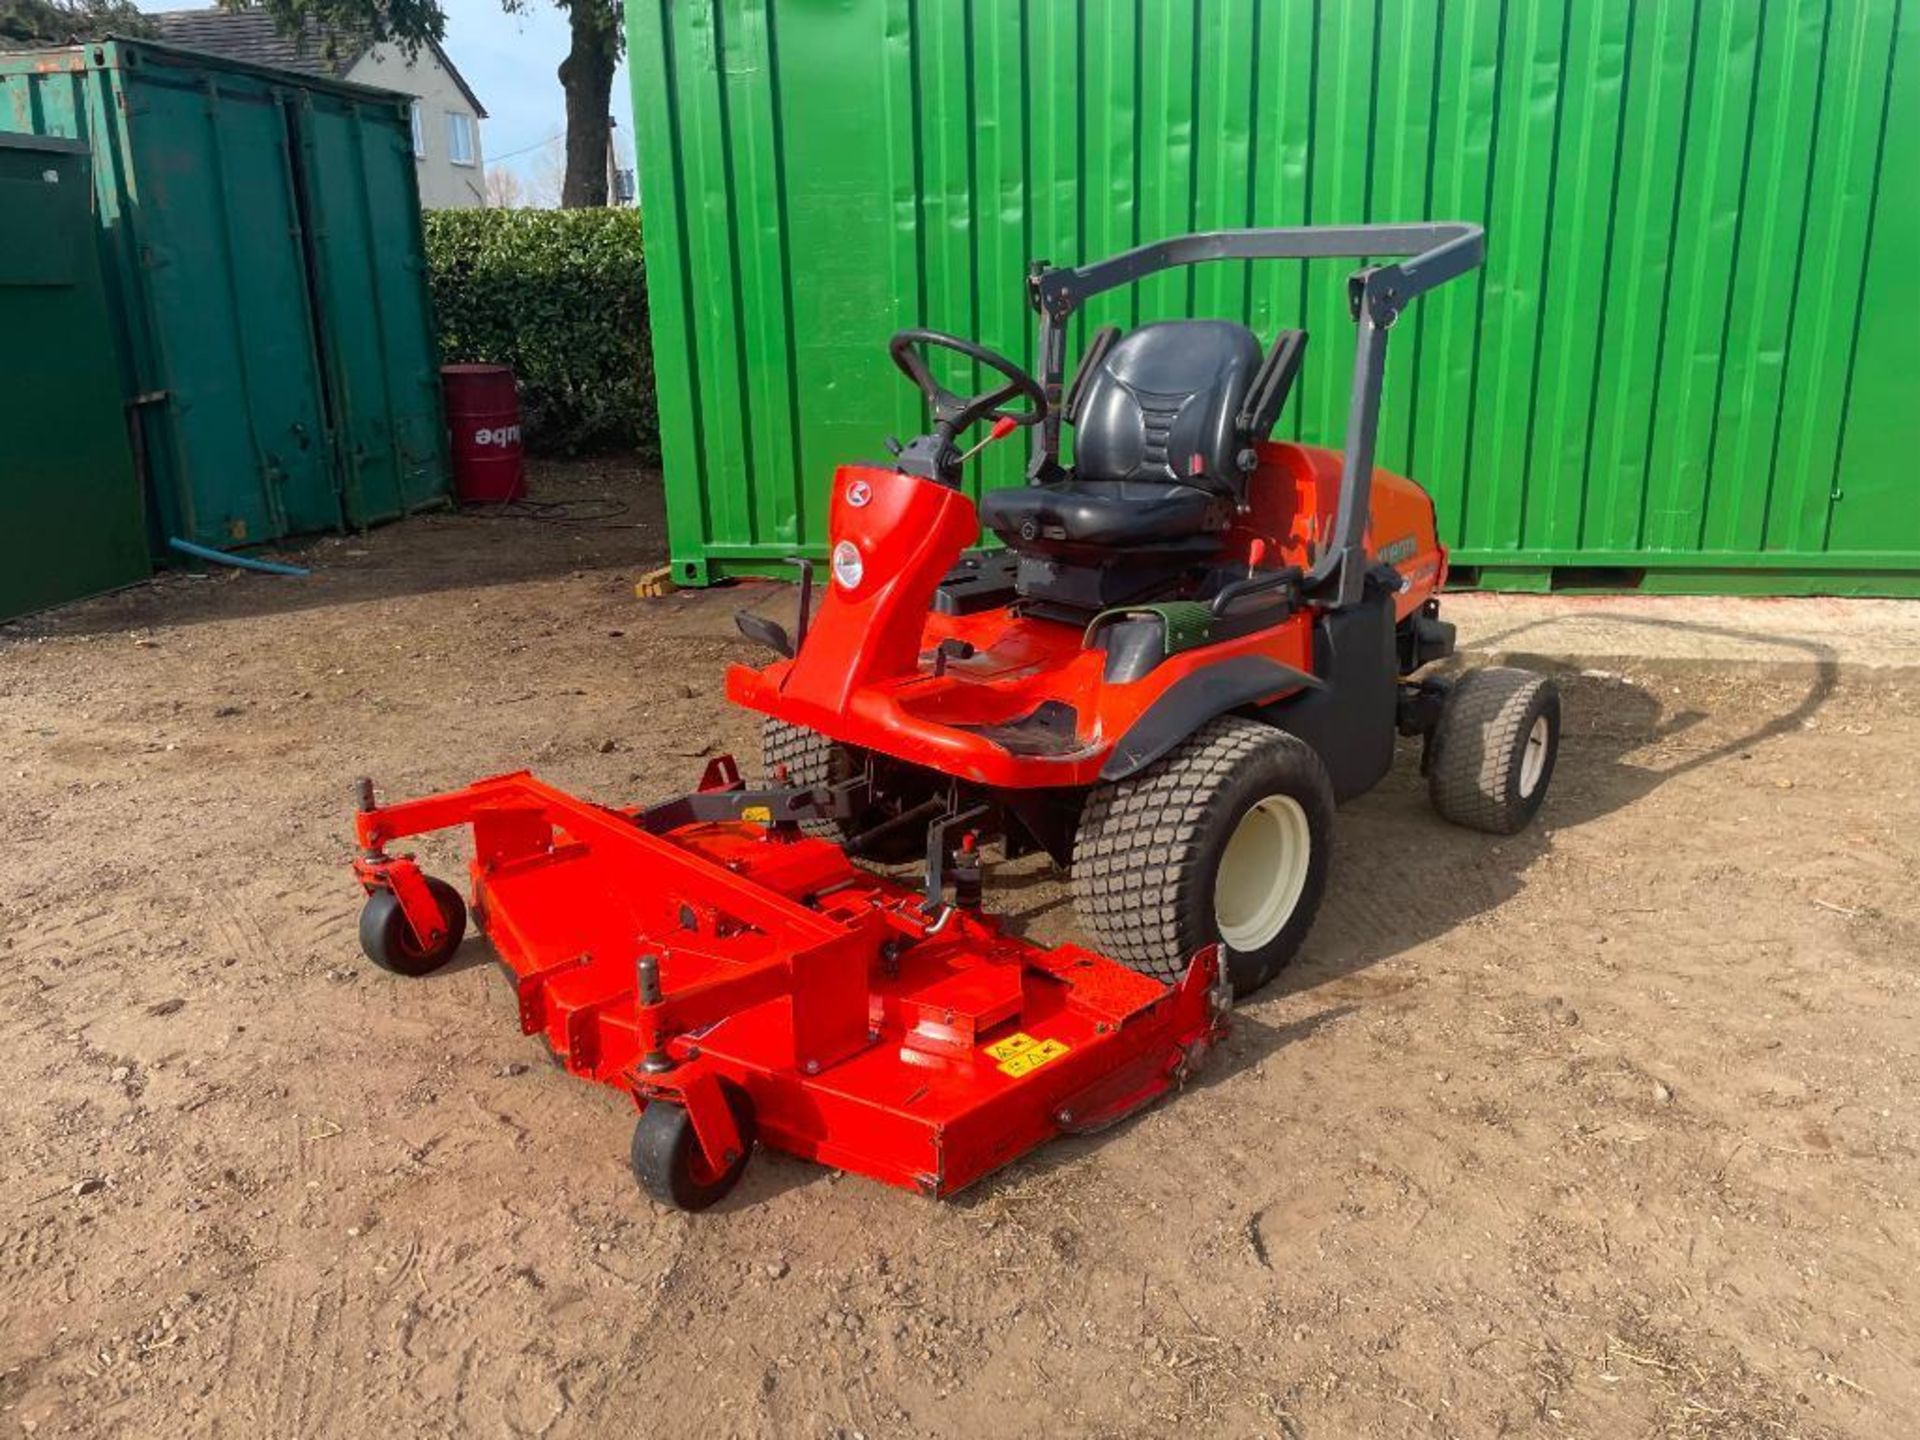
top-left (831, 540), bottom-right (864, 590)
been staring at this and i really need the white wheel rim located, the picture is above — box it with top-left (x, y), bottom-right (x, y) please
top-left (1518, 715), bottom-right (1551, 798)
top-left (1213, 795), bottom-right (1312, 953)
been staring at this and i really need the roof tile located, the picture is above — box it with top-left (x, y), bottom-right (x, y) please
top-left (151, 8), bottom-right (366, 77)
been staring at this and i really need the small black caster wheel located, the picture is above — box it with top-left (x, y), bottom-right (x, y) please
top-left (358, 877), bottom-right (468, 977)
top-left (630, 1083), bottom-right (755, 1212)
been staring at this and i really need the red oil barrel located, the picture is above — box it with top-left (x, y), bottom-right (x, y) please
top-left (441, 364), bottom-right (526, 504)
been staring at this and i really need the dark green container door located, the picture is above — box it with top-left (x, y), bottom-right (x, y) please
top-left (0, 135), bottom-right (148, 620)
top-left (297, 87), bottom-right (447, 526)
top-left (127, 66), bottom-right (340, 545)
top-left (630, 0), bottom-right (1920, 596)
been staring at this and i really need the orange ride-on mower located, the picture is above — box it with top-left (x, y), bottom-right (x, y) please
top-left (351, 223), bottom-right (1560, 1212)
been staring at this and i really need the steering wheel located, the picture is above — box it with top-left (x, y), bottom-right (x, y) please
top-left (887, 329), bottom-right (1046, 439)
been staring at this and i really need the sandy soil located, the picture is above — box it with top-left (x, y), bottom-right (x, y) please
top-left (2, 460), bottom-right (1917, 1439)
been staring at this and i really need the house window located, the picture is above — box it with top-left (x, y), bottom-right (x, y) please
top-left (410, 100), bottom-right (425, 159)
top-left (446, 112), bottom-right (477, 167)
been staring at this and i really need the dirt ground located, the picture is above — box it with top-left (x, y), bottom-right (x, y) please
top-left (3, 459), bottom-right (1917, 1439)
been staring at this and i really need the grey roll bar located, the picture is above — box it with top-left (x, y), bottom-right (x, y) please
top-left (1024, 222), bottom-right (1485, 609)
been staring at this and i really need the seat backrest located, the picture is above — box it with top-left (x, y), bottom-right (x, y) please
top-left (1071, 320), bottom-right (1264, 494)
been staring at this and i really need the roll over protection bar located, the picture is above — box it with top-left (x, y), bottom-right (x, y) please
top-left (1024, 223), bottom-right (1485, 609)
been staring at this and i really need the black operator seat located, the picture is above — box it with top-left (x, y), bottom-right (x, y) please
top-left (979, 320), bottom-right (1307, 562)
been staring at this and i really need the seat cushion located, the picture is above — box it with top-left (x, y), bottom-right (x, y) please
top-left (979, 479), bottom-right (1229, 552)
top-left (1073, 320), bottom-right (1264, 490)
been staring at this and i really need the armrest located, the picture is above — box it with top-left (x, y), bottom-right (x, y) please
top-left (1235, 329), bottom-right (1309, 439)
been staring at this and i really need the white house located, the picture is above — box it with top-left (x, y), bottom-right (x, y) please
top-left (152, 8), bottom-right (488, 209)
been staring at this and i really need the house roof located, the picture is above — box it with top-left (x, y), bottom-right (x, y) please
top-left (151, 9), bottom-right (365, 75)
top-left (150, 8), bottom-right (486, 118)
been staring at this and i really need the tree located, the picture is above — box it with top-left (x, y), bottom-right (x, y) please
top-left (220, 0), bottom-right (445, 57)
top-left (546, 0), bottom-right (620, 208)
top-left (0, 0), bottom-right (153, 48)
top-left (527, 146), bottom-right (567, 209)
top-left (231, 0), bottom-right (622, 208)
top-left (483, 165), bottom-right (524, 208)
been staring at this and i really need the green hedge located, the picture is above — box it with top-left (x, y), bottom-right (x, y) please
top-left (423, 208), bottom-right (656, 458)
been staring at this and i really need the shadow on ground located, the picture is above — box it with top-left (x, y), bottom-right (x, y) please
top-left (2, 461), bottom-right (668, 640)
top-left (956, 605), bottom-right (1844, 1019)
top-left (1290, 628), bottom-right (1835, 991)
top-left (967, 625), bottom-right (1838, 1200)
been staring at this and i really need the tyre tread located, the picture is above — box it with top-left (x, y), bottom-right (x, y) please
top-left (760, 718), bottom-right (845, 841)
top-left (1428, 667), bottom-right (1557, 834)
top-left (1072, 715), bottom-right (1329, 985)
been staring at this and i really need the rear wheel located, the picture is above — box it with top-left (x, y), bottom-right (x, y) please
top-left (1427, 667), bottom-right (1560, 834)
top-left (1072, 716), bottom-right (1334, 999)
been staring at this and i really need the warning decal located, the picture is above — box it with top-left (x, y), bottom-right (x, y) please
top-left (984, 1031), bottom-right (1071, 1078)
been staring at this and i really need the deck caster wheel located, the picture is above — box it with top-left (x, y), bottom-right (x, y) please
top-left (1072, 716), bottom-right (1334, 1001)
top-left (630, 1084), bottom-right (756, 1212)
top-left (1427, 667), bottom-right (1560, 834)
top-left (357, 877), bottom-right (468, 977)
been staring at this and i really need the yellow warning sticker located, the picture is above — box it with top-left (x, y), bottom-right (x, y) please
top-left (741, 805), bottom-right (773, 825)
top-left (987, 1033), bottom-right (1071, 1078)
top-left (985, 1032), bottom-right (1036, 1062)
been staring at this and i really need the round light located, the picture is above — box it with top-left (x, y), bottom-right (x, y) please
top-left (831, 540), bottom-right (864, 590)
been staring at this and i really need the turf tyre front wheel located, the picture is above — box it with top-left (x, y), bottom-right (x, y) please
top-left (1427, 667), bottom-right (1560, 835)
top-left (1072, 716), bottom-right (1334, 1000)
top-left (358, 877), bottom-right (467, 977)
top-left (760, 718), bottom-right (848, 842)
top-left (630, 1084), bottom-right (756, 1212)
top-left (760, 717), bottom-right (931, 863)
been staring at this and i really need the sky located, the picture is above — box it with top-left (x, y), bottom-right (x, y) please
top-left (145, 1), bottom-right (635, 204)
top-left (433, 0), bottom-right (636, 200)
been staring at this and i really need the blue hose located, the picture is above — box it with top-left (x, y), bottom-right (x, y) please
top-left (167, 537), bottom-right (310, 578)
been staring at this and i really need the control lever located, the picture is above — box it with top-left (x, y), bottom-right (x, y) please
top-left (931, 638), bottom-right (976, 677)
top-left (955, 415), bottom-right (1019, 466)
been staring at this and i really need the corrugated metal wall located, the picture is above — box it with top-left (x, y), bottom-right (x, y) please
top-left (630, 0), bottom-right (1919, 594)
top-left (0, 40), bottom-right (448, 554)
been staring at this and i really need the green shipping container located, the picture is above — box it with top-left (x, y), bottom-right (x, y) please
top-left (0, 133), bottom-right (148, 620)
top-left (629, 0), bottom-right (1920, 596)
top-left (0, 39), bottom-right (448, 553)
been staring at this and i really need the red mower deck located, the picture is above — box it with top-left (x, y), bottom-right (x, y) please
top-left (352, 766), bottom-right (1228, 1207)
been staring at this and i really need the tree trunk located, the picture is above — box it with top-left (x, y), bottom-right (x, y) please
top-left (557, 1), bottom-right (617, 208)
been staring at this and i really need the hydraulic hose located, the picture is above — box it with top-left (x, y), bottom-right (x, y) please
top-left (167, 537), bottom-right (310, 578)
